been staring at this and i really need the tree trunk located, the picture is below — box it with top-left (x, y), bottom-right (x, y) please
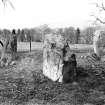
top-left (43, 34), bottom-right (65, 82)
top-left (13, 35), bottom-right (17, 53)
top-left (10, 35), bottom-right (17, 60)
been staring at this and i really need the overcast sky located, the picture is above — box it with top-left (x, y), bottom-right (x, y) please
top-left (0, 0), bottom-right (98, 29)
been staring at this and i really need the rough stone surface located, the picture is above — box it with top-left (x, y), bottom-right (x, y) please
top-left (43, 34), bottom-right (66, 82)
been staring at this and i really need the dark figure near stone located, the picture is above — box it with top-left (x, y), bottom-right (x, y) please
top-left (62, 53), bottom-right (77, 83)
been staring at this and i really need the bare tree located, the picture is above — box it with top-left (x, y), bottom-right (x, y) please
top-left (2, 0), bottom-right (15, 10)
top-left (91, 1), bottom-right (105, 24)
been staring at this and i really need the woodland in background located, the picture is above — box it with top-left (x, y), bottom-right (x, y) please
top-left (0, 25), bottom-right (104, 44)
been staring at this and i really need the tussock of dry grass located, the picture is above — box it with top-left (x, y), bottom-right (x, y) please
top-left (0, 50), bottom-right (105, 105)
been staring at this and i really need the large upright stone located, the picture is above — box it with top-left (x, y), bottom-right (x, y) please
top-left (93, 30), bottom-right (101, 57)
top-left (93, 30), bottom-right (105, 56)
top-left (43, 33), bottom-right (65, 82)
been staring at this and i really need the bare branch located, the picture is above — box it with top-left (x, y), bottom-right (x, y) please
top-left (101, 2), bottom-right (105, 11)
top-left (93, 2), bottom-right (105, 11)
top-left (90, 13), bottom-right (105, 24)
top-left (96, 17), bottom-right (105, 24)
top-left (90, 1), bottom-right (105, 25)
top-left (2, 0), bottom-right (15, 10)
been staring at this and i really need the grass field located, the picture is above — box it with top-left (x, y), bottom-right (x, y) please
top-left (0, 42), bottom-right (105, 105)
top-left (17, 42), bottom-right (93, 51)
top-left (17, 42), bottom-right (43, 51)
top-left (0, 42), bottom-right (93, 51)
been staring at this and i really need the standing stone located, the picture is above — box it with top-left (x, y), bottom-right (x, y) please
top-left (43, 33), bottom-right (65, 82)
top-left (93, 29), bottom-right (105, 57)
top-left (93, 30), bottom-right (101, 57)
